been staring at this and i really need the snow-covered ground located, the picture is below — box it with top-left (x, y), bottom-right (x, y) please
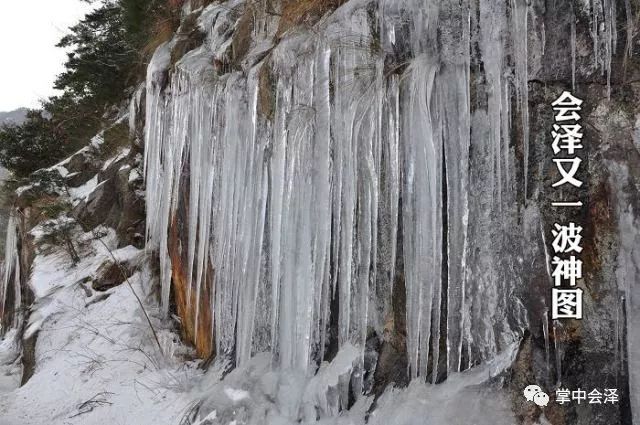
top-left (0, 329), bottom-right (21, 395)
top-left (0, 226), bottom-right (201, 425)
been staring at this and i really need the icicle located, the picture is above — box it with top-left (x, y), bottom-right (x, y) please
top-left (233, 68), bottom-right (269, 367)
top-left (553, 321), bottom-right (562, 386)
top-left (479, 0), bottom-right (507, 208)
top-left (1, 214), bottom-right (21, 331)
top-left (140, 0), bottom-right (529, 391)
top-left (511, 0), bottom-right (530, 199)
top-left (624, 0), bottom-right (634, 68)
top-left (270, 39), bottom-right (321, 370)
top-left (143, 41), bottom-right (174, 315)
top-left (592, 1), bottom-right (600, 70)
top-left (589, 0), bottom-right (617, 97)
top-left (375, 74), bottom-right (400, 336)
top-left (571, 5), bottom-right (577, 91)
top-left (616, 295), bottom-right (623, 379)
top-left (401, 56), bottom-right (441, 379)
top-left (439, 1), bottom-right (471, 377)
top-left (268, 69), bottom-right (289, 363)
top-left (543, 309), bottom-right (550, 375)
top-left (313, 42), bottom-right (334, 362)
top-left (605, 0), bottom-right (617, 98)
top-left (128, 84), bottom-right (144, 138)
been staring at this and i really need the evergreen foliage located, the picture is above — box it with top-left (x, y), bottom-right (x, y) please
top-left (0, 111), bottom-right (67, 177)
top-left (0, 0), bottom-right (177, 180)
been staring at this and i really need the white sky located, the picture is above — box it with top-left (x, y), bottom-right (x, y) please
top-left (0, 0), bottom-right (94, 112)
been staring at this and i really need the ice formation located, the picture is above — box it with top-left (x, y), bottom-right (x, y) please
top-left (0, 214), bottom-right (21, 333)
top-left (143, 0), bottom-right (529, 386)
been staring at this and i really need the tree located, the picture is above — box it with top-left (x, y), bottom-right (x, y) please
top-left (0, 111), bottom-right (68, 178)
top-left (55, 3), bottom-right (135, 106)
top-left (55, 0), bottom-right (174, 106)
top-left (0, 0), bottom-right (176, 179)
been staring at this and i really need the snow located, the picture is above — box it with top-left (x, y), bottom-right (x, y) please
top-left (68, 175), bottom-right (98, 204)
top-left (53, 133), bottom-right (104, 172)
top-left (102, 148), bottom-right (131, 171)
top-left (4, 0), bottom-right (622, 422)
top-left (128, 168), bottom-right (141, 184)
top-left (0, 225), bottom-right (200, 425)
top-left (0, 329), bottom-right (21, 395)
top-left (224, 388), bottom-right (250, 402)
top-left (14, 184), bottom-right (33, 197)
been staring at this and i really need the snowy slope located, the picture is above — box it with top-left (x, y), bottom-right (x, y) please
top-left (0, 224), bottom-right (200, 425)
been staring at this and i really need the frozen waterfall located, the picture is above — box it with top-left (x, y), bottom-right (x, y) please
top-left (144, 0), bottom-right (533, 383)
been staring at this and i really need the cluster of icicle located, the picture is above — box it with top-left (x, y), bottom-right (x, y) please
top-left (141, 0), bottom-right (558, 386)
top-left (0, 214), bottom-right (21, 334)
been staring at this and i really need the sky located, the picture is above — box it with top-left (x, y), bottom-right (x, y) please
top-left (0, 0), bottom-right (94, 112)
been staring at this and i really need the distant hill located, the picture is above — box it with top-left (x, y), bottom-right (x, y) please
top-left (0, 108), bottom-right (28, 126)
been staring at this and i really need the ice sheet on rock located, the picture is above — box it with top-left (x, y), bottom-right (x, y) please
top-left (511, 0), bottom-right (530, 198)
top-left (587, 0), bottom-right (617, 96)
top-left (129, 83), bottom-right (145, 137)
top-left (143, 0), bottom-right (531, 406)
top-left (301, 343), bottom-right (360, 420)
top-left (608, 162), bottom-right (640, 424)
top-left (188, 342), bottom-right (519, 425)
top-left (368, 342), bottom-right (519, 425)
top-left (186, 346), bottom-right (366, 424)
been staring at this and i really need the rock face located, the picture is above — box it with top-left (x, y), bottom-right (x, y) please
top-left (70, 129), bottom-right (147, 249)
top-left (139, 0), bottom-right (640, 423)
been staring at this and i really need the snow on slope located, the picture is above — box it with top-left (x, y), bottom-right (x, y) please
top-left (0, 225), bottom-right (201, 425)
top-left (0, 329), bottom-right (21, 395)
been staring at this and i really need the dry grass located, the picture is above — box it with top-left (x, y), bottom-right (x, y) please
top-left (257, 56), bottom-right (276, 120)
top-left (231, 4), bottom-right (256, 67)
top-left (142, 16), bottom-right (178, 60)
top-left (277, 0), bottom-right (347, 37)
top-left (170, 11), bottom-right (207, 67)
top-left (191, 0), bottom-right (216, 7)
top-left (101, 122), bottom-right (130, 158)
top-left (168, 0), bottom-right (215, 9)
